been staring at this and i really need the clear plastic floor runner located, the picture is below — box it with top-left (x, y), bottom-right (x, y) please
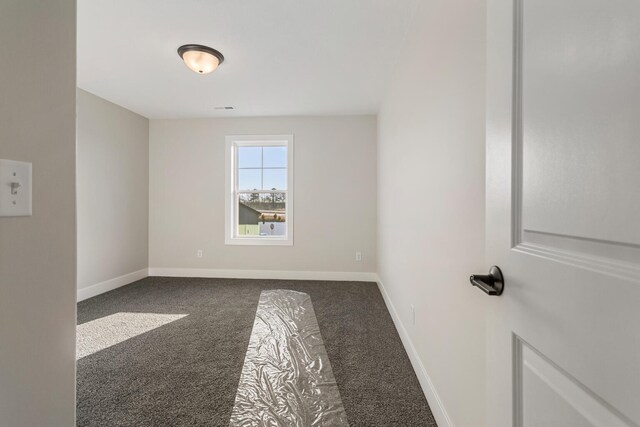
top-left (229, 289), bottom-right (349, 427)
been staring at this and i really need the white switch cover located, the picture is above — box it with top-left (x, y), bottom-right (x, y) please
top-left (0, 159), bottom-right (32, 217)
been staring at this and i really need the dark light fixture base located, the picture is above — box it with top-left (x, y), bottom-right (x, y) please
top-left (177, 44), bottom-right (225, 65)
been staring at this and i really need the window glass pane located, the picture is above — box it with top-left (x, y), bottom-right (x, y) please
top-left (263, 146), bottom-right (287, 168)
top-left (263, 168), bottom-right (287, 190)
top-left (238, 192), bottom-right (286, 237)
top-left (237, 146), bottom-right (262, 168)
top-left (238, 169), bottom-right (261, 190)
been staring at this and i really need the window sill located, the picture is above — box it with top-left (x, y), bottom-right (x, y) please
top-left (225, 237), bottom-right (293, 246)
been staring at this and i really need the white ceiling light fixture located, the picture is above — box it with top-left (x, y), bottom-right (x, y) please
top-left (177, 44), bottom-right (224, 75)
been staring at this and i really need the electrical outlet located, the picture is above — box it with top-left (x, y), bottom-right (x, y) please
top-left (411, 304), bottom-right (416, 326)
top-left (197, 249), bottom-right (203, 258)
top-left (355, 251), bottom-right (362, 262)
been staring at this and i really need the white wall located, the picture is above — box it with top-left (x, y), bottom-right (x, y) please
top-left (0, 1), bottom-right (77, 425)
top-left (76, 89), bottom-right (149, 299)
top-left (377, 1), bottom-right (487, 427)
top-left (149, 116), bottom-right (376, 276)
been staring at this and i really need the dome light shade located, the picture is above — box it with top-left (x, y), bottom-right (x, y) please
top-left (177, 44), bottom-right (224, 75)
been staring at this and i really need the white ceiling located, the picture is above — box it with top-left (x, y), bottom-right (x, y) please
top-left (77, 0), bottom-right (418, 119)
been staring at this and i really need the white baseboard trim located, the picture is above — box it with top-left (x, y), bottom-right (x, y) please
top-left (77, 268), bottom-right (149, 302)
top-left (376, 275), bottom-right (455, 427)
top-left (148, 268), bottom-right (377, 282)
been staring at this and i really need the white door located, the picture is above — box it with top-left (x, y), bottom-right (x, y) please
top-left (485, 0), bottom-right (640, 426)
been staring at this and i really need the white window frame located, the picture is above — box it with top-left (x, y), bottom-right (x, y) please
top-left (225, 134), bottom-right (294, 246)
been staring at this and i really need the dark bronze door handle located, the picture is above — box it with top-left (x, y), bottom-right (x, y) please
top-left (470, 266), bottom-right (504, 296)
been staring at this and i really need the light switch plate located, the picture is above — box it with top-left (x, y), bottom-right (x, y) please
top-left (0, 159), bottom-right (32, 217)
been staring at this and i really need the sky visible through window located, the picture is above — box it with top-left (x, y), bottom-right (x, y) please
top-left (237, 146), bottom-right (287, 190)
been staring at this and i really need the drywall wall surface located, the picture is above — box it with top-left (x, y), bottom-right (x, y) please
top-left (149, 116), bottom-right (376, 274)
top-left (0, 0), bottom-right (77, 425)
top-left (377, 1), bottom-right (488, 426)
top-left (77, 89), bottom-right (149, 292)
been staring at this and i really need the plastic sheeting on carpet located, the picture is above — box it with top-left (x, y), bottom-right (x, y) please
top-left (229, 289), bottom-right (349, 427)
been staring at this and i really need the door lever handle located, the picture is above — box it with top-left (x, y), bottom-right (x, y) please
top-left (470, 266), bottom-right (504, 296)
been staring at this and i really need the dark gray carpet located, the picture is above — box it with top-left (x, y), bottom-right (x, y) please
top-left (77, 277), bottom-right (437, 426)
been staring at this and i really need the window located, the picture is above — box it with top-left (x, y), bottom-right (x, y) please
top-left (225, 135), bottom-right (293, 245)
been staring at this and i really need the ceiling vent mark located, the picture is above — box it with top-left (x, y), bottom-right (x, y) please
top-left (214, 106), bottom-right (235, 110)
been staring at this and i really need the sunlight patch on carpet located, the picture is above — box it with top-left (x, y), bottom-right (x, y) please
top-left (76, 312), bottom-right (188, 359)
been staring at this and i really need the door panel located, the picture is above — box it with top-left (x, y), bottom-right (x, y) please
top-left (520, 0), bottom-right (640, 247)
top-left (517, 0), bottom-right (640, 277)
top-left (516, 337), bottom-right (634, 427)
top-left (486, 0), bottom-right (640, 426)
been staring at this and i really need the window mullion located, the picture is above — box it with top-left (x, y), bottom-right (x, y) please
top-left (236, 190), bottom-right (286, 194)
